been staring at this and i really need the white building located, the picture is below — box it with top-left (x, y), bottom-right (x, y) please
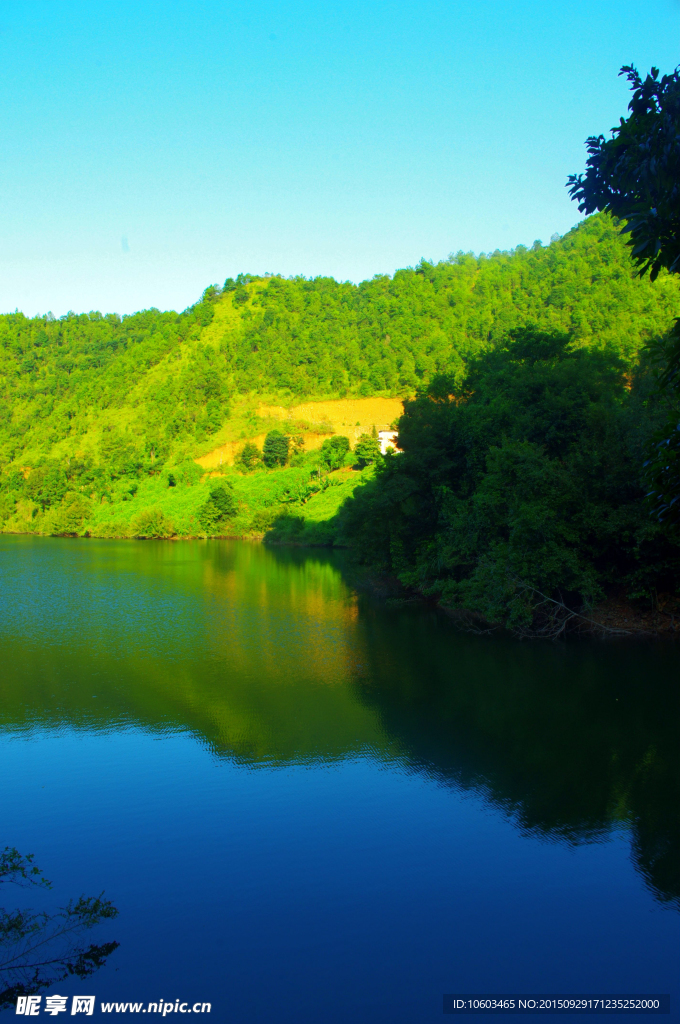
top-left (378, 430), bottom-right (400, 455)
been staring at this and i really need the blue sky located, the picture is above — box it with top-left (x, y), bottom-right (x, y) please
top-left (0, 0), bottom-right (678, 316)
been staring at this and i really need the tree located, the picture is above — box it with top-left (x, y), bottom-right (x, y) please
top-left (567, 65), bottom-right (680, 282)
top-left (353, 432), bottom-right (382, 468)
top-left (262, 431), bottom-right (289, 468)
top-left (237, 442), bottom-right (261, 471)
top-left (341, 332), bottom-right (680, 632)
top-left (199, 484), bottom-right (237, 533)
top-left (319, 435), bottom-right (350, 471)
top-left (568, 64), bottom-right (680, 527)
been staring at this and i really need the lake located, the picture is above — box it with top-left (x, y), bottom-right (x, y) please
top-left (0, 536), bottom-right (678, 1022)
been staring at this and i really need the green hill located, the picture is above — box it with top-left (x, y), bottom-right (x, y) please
top-left (1, 213), bottom-right (678, 547)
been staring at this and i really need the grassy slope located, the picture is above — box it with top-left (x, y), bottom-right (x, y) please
top-left (79, 461), bottom-right (373, 541)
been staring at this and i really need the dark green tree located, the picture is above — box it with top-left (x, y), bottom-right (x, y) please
top-left (341, 331), bottom-right (680, 632)
top-left (568, 64), bottom-right (680, 527)
top-left (568, 65), bottom-right (680, 282)
top-left (262, 431), bottom-right (289, 468)
top-left (353, 432), bottom-right (381, 468)
top-left (199, 484), bottom-right (237, 533)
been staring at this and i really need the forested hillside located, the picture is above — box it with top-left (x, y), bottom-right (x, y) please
top-left (1, 213), bottom-right (678, 475)
top-left (2, 211), bottom-right (680, 631)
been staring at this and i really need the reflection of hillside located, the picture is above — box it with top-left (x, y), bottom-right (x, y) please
top-left (0, 540), bottom-right (388, 764)
top-left (1, 537), bottom-right (678, 908)
top-left (344, 600), bottom-right (680, 907)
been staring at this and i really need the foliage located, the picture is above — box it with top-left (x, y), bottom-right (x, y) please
top-left (319, 435), bottom-right (350, 470)
top-left (130, 506), bottom-right (176, 539)
top-left (237, 441), bottom-right (261, 471)
top-left (353, 431), bottom-right (381, 468)
top-left (1, 848), bottom-right (118, 1010)
top-left (199, 484), bottom-right (238, 533)
top-left (1, 214), bottom-right (680, 562)
top-left (340, 330), bottom-right (680, 631)
top-left (568, 65), bottom-right (680, 282)
top-left (568, 65), bottom-right (680, 557)
top-left (644, 419), bottom-right (680, 528)
top-left (262, 430), bottom-right (289, 468)
top-left (45, 493), bottom-right (92, 536)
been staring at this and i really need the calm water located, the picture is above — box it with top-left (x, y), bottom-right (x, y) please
top-left (0, 536), bottom-right (678, 1023)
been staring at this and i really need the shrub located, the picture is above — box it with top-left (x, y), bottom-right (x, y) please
top-left (131, 507), bottom-right (176, 538)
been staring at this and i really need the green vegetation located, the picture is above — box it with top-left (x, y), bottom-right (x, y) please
top-left (262, 430), bottom-right (290, 468)
top-left (319, 435), bottom-right (351, 471)
top-left (237, 441), bottom-right (261, 471)
top-left (339, 330), bottom-right (679, 632)
top-left (568, 64), bottom-right (680, 528)
top-left (353, 429), bottom-right (382, 468)
top-left (1, 210), bottom-right (679, 629)
top-left (198, 484), bottom-right (238, 533)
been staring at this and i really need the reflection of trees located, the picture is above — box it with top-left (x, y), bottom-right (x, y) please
top-left (349, 602), bottom-right (680, 908)
top-left (1, 537), bottom-right (677, 910)
top-left (0, 849), bottom-right (119, 1011)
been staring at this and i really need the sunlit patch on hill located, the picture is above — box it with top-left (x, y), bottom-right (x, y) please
top-left (196, 397), bottom-right (404, 468)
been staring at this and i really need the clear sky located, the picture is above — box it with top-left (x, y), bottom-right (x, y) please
top-left (0, 0), bottom-right (678, 316)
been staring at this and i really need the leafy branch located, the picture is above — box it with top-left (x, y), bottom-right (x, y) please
top-left (0, 849), bottom-right (119, 1012)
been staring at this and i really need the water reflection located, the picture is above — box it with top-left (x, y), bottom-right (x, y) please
top-left (344, 597), bottom-right (680, 908)
top-left (0, 848), bottom-right (119, 1010)
top-left (0, 537), bottom-right (678, 909)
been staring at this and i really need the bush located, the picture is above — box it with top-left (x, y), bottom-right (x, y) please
top-left (173, 461), bottom-right (202, 487)
top-left (131, 507), bottom-right (176, 538)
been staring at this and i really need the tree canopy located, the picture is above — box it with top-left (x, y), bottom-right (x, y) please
top-left (568, 66), bottom-right (680, 529)
top-left (339, 330), bottom-right (678, 632)
top-left (568, 65), bottom-right (680, 281)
